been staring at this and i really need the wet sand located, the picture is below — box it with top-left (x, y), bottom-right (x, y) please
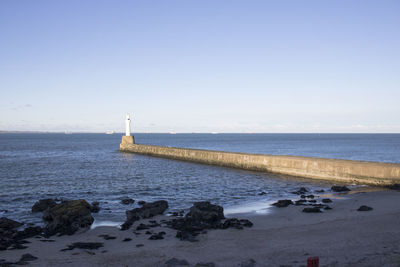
top-left (2, 189), bottom-right (400, 266)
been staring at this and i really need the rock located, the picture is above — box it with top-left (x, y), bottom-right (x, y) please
top-left (295, 199), bottom-right (307, 206)
top-left (272, 199), bottom-right (293, 208)
top-left (194, 263), bottom-right (215, 267)
top-left (122, 238), bottom-right (132, 242)
top-left (90, 202), bottom-right (100, 213)
top-left (302, 207), bottom-right (322, 213)
top-left (331, 186), bottom-right (350, 192)
top-left (306, 195), bottom-right (314, 199)
top-left (357, 205), bottom-right (373, 211)
top-left (322, 198), bottom-right (332, 203)
top-left (308, 200), bottom-right (317, 203)
top-left (121, 198), bottom-right (135, 205)
top-left (258, 191), bottom-right (267, 196)
top-left (163, 258), bottom-right (190, 267)
top-left (138, 201), bottom-right (146, 206)
top-left (43, 199), bottom-right (94, 236)
top-left (222, 218), bottom-right (253, 229)
top-left (136, 244), bottom-right (144, 247)
top-left (0, 217), bottom-right (23, 230)
top-left (31, 199), bottom-right (57, 213)
top-left (19, 253), bottom-right (38, 262)
top-left (186, 202), bottom-right (225, 222)
top-left (324, 206), bottom-right (332, 210)
top-left (292, 187), bottom-right (309, 195)
top-left (149, 231), bottom-right (166, 240)
top-left (14, 226), bottom-right (42, 240)
top-left (315, 189), bottom-right (325, 193)
top-left (136, 223), bottom-right (150, 230)
top-left (60, 242), bottom-right (103, 251)
top-left (240, 258), bottom-right (256, 267)
top-left (121, 200), bottom-right (168, 230)
top-left (98, 234), bottom-right (116, 240)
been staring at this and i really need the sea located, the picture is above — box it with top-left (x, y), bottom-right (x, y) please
top-left (0, 133), bottom-right (399, 226)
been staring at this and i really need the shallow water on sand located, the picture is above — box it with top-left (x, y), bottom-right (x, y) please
top-left (0, 133), bottom-right (398, 225)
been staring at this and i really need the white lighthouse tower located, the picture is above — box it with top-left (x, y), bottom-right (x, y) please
top-left (125, 114), bottom-right (131, 136)
top-left (121, 113), bottom-right (135, 145)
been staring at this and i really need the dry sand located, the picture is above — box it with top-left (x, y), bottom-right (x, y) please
top-left (2, 189), bottom-right (400, 267)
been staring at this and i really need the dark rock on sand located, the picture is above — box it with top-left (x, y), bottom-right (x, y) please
top-left (357, 205), bottom-right (373, 211)
top-left (302, 207), bottom-right (322, 213)
top-left (14, 226), bottom-right (42, 240)
top-left (121, 200), bottom-right (168, 230)
top-left (136, 223), bottom-right (150, 230)
top-left (31, 199), bottom-right (57, 213)
top-left (322, 198), bottom-right (332, 203)
top-left (272, 199), bottom-right (293, 208)
top-left (163, 258), bottom-right (190, 267)
top-left (122, 238), bottom-right (132, 242)
top-left (240, 259), bottom-right (256, 267)
top-left (0, 218), bottom-right (42, 251)
top-left (331, 185), bottom-right (351, 192)
top-left (98, 234), bottom-right (116, 240)
top-left (61, 242), bottom-right (103, 251)
top-left (121, 198), bottom-right (135, 205)
top-left (166, 202), bottom-right (252, 241)
top-left (43, 199), bottom-right (94, 236)
top-left (186, 201), bottom-right (224, 221)
top-left (222, 218), bottom-right (253, 229)
top-left (194, 263), bottom-right (215, 267)
top-left (149, 231), bottom-right (166, 240)
top-left (324, 206), bottom-right (332, 210)
top-left (19, 253), bottom-right (38, 262)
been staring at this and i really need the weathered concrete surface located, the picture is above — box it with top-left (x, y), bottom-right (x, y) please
top-left (121, 136), bottom-right (135, 145)
top-left (120, 143), bottom-right (400, 185)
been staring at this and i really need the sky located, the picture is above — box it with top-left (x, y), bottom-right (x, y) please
top-left (1, 0), bottom-right (399, 133)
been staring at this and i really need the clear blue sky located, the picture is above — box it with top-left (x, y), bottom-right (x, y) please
top-left (1, 0), bottom-right (399, 133)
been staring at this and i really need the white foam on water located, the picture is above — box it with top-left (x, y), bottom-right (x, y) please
top-left (224, 199), bottom-right (276, 216)
top-left (90, 220), bottom-right (122, 229)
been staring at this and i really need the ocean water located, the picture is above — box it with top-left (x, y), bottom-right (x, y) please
top-left (0, 133), bottom-right (399, 225)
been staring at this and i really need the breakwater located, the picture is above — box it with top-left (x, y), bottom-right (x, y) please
top-left (120, 137), bottom-right (400, 185)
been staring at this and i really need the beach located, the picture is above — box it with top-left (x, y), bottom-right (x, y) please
top-left (2, 188), bottom-right (400, 267)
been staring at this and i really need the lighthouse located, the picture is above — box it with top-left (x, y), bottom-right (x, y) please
top-left (125, 114), bottom-right (131, 136)
top-left (121, 113), bottom-right (135, 144)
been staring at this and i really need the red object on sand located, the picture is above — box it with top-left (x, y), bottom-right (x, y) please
top-left (307, 257), bottom-right (319, 267)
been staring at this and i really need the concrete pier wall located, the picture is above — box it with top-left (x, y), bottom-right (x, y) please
top-left (120, 140), bottom-right (400, 185)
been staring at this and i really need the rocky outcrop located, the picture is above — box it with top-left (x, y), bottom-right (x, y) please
top-left (357, 205), bottom-right (373, 211)
top-left (121, 200), bottom-right (169, 230)
top-left (121, 198), bottom-right (135, 205)
top-left (165, 202), bottom-right (252, 241)
top-left (43, 199), bottom-right (94, 236)
top-left (31, 199), bottom-right (57, 213)
top-left (331, 186), bottom-right (351, 192)
top-left (0, 217), bottom-right (42, 251)
top-left (272, 199), bottom-right (293, 208)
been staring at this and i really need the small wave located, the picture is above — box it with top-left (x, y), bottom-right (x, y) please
top-left (224, 200), bottom-right (276, 216)
top-left (90, 220), bottom-right (122, 229)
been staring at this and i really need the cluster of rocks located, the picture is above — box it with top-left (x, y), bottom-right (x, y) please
top-left (120, 200), bottom-right (169, 230)
top-left (272, 187), bottom-right (336, 213)
top-left (0, 217), bottom-right (42, 251)
top-left (165, 201), bottom-right (253, 242)
top-left (0, 253), bottom-right (38, 266)
top-left (162, 257), bottom-right (256, 267)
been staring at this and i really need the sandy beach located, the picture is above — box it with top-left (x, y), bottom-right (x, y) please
top-left (2, 188), bottom-right (400, 267)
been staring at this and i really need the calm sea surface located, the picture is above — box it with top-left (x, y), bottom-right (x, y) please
top-left (0, 133), bottom-right (399, 225)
